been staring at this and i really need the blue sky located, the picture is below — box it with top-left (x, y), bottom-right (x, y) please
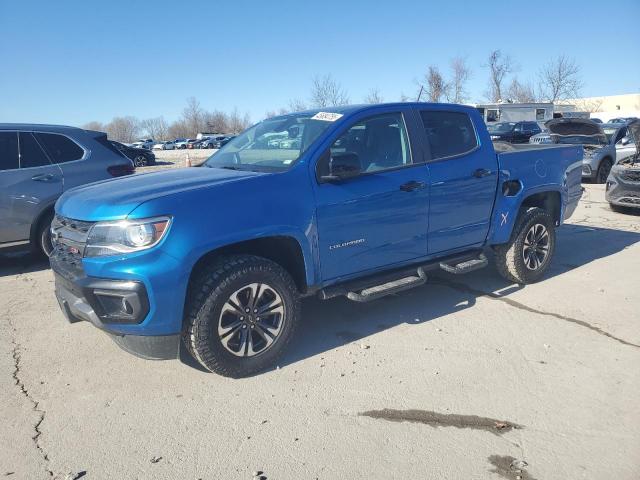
top-left (1, 0), bottom-right (638, 126)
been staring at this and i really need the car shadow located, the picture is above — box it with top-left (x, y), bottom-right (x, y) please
top-left (0, 251), bottom-right (50, 277)
top-left (275, 224), bottom-right (640, 372)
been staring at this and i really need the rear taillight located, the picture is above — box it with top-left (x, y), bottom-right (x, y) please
top-left (108, 162), bottom-right (135, 177)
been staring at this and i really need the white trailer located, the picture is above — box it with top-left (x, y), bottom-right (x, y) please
top-left (474, 102), bottom-right (576, 124)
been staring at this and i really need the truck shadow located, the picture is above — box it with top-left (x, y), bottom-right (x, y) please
top-left (278, 223), bottom-right (640, 371)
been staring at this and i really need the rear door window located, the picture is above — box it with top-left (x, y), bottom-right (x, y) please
top-left (0, 132), bottom-right (19, 171)
top-left (19, 132), bottom-right (52, 169)
top-left (419, 111), bottom-right (478, 160)
top-left (34, 133), bottom-right (84, 163)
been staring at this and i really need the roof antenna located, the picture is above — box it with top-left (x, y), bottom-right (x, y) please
top-left (416, 86), bottom-right (424, 102)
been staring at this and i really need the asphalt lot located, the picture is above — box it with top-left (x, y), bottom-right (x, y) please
top-left (1, 184), bottom-right (639, 480)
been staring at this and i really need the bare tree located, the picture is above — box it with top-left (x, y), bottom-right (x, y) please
top-left (181, 97), bottom-right (205, 136)
top-left (538, 55), bottom-right (583, 102)
top-left (310, 74), bottom-right (349, 107)
top-left (140, 116), bottom-right (168, 140)
top-left (105, 116), bottom-right (140, 143)
top-left (227, 108), bottom-right (251, 134)
top-left (485, 50), bottom-right (514, 102)
top-left (82, 121), bottom-right (105, 131)
top-left (167, 119), bottom-right (190, 139)
top-left (422, 66), bottom-right (448, 102)
top-left (288, 98), bottom-right (308, 112)
top-left (364, 88), bottom-right (384, 104)
top-left (506, 78), bottom-right (537, 103)
top-left (203, 110), bottom-right (229, 133)
top-left (448, 56), bottom-right (471, 103)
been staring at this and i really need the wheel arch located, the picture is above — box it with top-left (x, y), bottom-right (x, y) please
top-left (519, 190), bottom-right (561, 225)
top-left (187, 235), bottom-right (310, 296)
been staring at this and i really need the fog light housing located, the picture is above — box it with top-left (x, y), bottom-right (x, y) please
top-left (86, 281), bottom-right (149, 324)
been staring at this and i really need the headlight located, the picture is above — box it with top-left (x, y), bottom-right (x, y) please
top-left (490, 135), bottom-right (500, 140)
top-left (85, 216), bottom-right (171, 257)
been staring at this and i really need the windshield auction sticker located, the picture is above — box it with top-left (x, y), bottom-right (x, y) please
top-left (311, 112), bottom-right (344, 122)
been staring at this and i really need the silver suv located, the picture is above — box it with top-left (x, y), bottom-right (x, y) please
top-left (545, 118), bottom-right (616, 183)
top-left (0, 124), bottom-right (134, 256)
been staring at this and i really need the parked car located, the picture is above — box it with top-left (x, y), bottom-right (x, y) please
top-left (487, 121), bottom-right (542, 143)
top-left (0, 124), bottom-right (134, 256)
top-left (50, 103), bottom-right (583, 377)
top-left (545, 118), bottom-right (618, 183)
top-left (153, 141), bottom-right (175, 150)
top-left (186, 139), bottom-right (203, 149)
top-left (606, 119), bottom-right (640, 211)
top-left (198, 137), bottom-right (215, 149)
top-left (131, 138), bottom-right (155, 150)
top-left (529, 129), bottom-right (552, 144)
top-left (215, 136), bottom-right (236, 148)
top-left (590, 118), bottom-right (603, 123)
top-left (174, 138), bottom-right (192, 149)
top-left (600, 123), bottom-right (637, 165)
top-left (199, 136), bottom-right (228, 149)
top-left (112, 141), bottom-right (156, 167)
top-left (608, 117), bottom-right (638, 124)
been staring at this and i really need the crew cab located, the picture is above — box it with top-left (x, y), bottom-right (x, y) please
top-left (50, 103), bottom-right (583, 377)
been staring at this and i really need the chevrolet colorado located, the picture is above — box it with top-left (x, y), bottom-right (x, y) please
top-left (50, 103), bottom-right (583, 377)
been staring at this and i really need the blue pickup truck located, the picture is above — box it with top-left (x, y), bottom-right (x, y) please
top-left (51, 103), bottom-right (583, 377)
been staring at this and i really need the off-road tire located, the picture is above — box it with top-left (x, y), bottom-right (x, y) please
top-left (494, 207), bottom-right (556, 284)
top-left (183, 255), bottom-right (300, 377)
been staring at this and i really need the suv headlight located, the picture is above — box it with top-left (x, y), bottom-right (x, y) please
top-left (85, 216), bottom-right (171, 257)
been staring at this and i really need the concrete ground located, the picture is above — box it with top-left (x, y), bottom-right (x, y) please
top-left (1, 184), bottom-right (639, 480)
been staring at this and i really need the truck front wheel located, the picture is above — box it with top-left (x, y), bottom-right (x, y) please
top-left (494, 207), bottom-right (556, 284)
top-left (184, 255), bottom-right (300, 377)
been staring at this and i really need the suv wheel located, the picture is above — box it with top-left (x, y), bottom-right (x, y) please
top-left (134, 155), bottom-right (147, 167)
top-left (596, 158), bottom-right (613, 184)
top-left (33, 211), bottom-right (54, 257)
top-left (494, 207), bottom-right (556, 284)
top-left (184, 255), bottom-right (300, 377)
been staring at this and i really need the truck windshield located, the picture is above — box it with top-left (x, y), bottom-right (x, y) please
top-left (487, 122), bottom-right (516, 133)
top-left (204, 112), bottom-right (338, 172)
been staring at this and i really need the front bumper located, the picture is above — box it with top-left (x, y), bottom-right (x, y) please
top-left (53, 270), bottom-right (180, 360)
top-left (606, 164), bottom-right (640, 208)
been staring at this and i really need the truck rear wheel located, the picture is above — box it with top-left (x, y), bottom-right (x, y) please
top-left (184, 255), bottom-right (300, 377)
top-left (494, 207), bottom-right (556, 284)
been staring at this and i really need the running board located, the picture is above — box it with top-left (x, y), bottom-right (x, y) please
top-left (439, 253), bottom-right (488, 274)
top-left (318, 250), bottom-right (483, 302)
top-left (345, 268), bottom-right (427, 302)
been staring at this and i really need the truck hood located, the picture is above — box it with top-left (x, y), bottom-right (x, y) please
top-left (56, 167), bottom-right (265, 221)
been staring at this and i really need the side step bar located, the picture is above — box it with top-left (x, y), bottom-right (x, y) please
top-left (319, 250), bottom-right (484, 303)
top-left (439, 253), bottom-right (488, 274)
top-left (346, 268), bottom-right (427, 302)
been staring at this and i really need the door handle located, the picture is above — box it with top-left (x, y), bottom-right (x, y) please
top-left (31, 173), bottom-right (53, 182)
top-left (473, 168), bottom-right (492, 178)
top-left (31, 173), bottom-right (55, 182)
top-left (400, 180), bottom-right (426, 192)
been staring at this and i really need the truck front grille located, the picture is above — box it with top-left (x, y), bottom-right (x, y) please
top-left (50, 215), bottom-right (94, 280)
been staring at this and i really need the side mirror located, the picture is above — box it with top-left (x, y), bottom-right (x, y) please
top-left (621, 137), bottom-right (630, 146)
top-left (318, 151), bottom-right (361, 182)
